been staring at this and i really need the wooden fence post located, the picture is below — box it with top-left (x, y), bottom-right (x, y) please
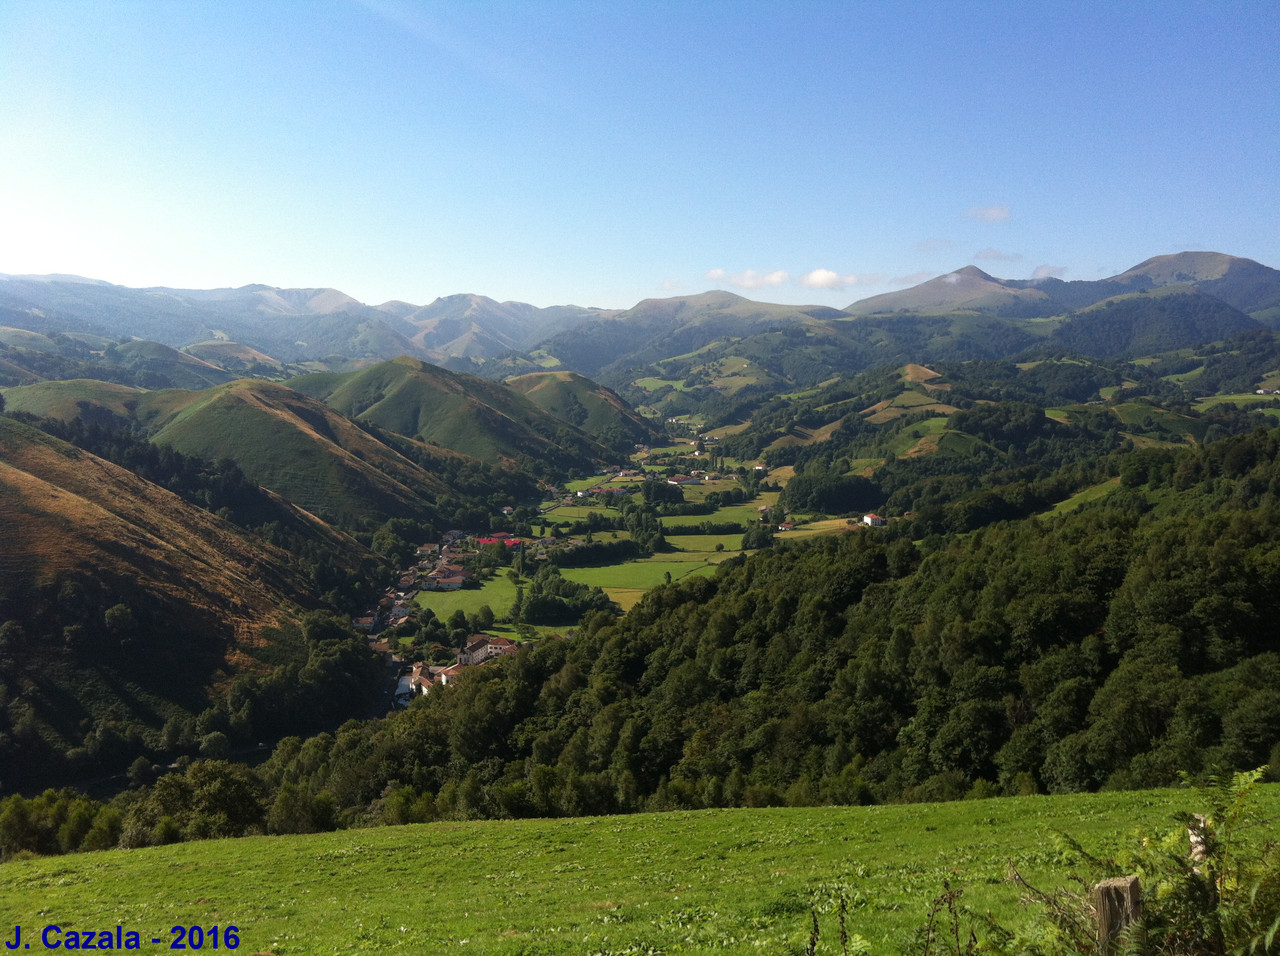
top-left (1096, 875), bottom-right (1142, 956)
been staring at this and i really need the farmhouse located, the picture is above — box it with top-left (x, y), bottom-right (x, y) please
top-left (863, 513), bottom-right (887, 526)
top-left (422, 575), bottom-right (465, 591)
top-left (407, 662), bottom-right (468, 695)
top-left (460, 635), bottom-right (519, 666)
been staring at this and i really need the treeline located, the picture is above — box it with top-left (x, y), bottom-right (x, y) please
top-left (20, 414), bottom-right (276, 526)
top-left (512, 564), bottom-right (614, 626)
top-left (557, 499), bottom-right (668, 554)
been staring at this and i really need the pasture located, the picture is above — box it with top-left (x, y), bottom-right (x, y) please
top-left (3, 788), bottom-right (1272, 955)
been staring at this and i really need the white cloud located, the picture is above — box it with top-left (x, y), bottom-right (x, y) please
top-left (1032, 264), bottom-right (1067, 280)
top-left (798, 268), bottom-right (880, 290)
top-left (966, 204), bottom-right (1011, 223)
top-left (700, 267), bottom-right (890, 294)
top-left (706, 268), bottom-right (790, 290)
top-left (975, 248), bottom-right (1023, 262)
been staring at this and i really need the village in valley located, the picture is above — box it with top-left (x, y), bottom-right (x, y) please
top-left (366, 528), bottom-right (534, 703)
top-left (351, 436), bottom-right (894, 708)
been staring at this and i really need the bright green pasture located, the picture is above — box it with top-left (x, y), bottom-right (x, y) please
top-left (643, 441), bottom-right (699, 456)
top-left (1192, 394), bottom-right (1280, 411)
top-left (660, 499), bottom-right (777, 529)
top-left (666, 533), bottom-right (744, 552)
top-left (563, 558), bottom-right (721, 611)
top-left (416, 575), bottom-right (519, 619)
top-left (541, 505), bottom-right (637, 527)
top-left (5, 789), bottom-right (1275, 955)
top-left (1043, 476), bottom-right (1122, 516)
top-left (635, 376), bottom-right (691, 392)
top-left (563, 476), bottom-right (609, 492)
top-left (562, 559), bottom-right (719, 590)
top-left (776, 519), bottom-right (859, 541)
top-left (883, 416), bottom-right (949, 455)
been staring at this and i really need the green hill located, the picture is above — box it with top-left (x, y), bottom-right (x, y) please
top-left (1, 378), bottom-right (147, 423)
top-left (101, 340), bottom-right (237, 389)
top-left (290, 356), bottom-right (615, 469)
top-left (1049, 289), bottom-right (1256, 357)
top-left (143, 380), bottom-right (455, 529)
top-left (5, 377), bottom-right (459, 529)
top-left (504, 369), bottom-right (662, 450)
top-left (181, 340), bottom-right (285, 374)
top-left (0, 416), bottom-right (316, 784)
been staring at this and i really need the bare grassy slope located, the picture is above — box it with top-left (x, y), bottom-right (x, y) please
top-left (0, 415), bottom-right (306, 640)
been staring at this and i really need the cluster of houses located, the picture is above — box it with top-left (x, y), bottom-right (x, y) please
top-left (417, 533), bottom-right (483, 592)
top-left (353, 530), bottom-right (482, 634)
top-left (352, 525), bottom-right (553, 706)
top-left (397, 634), bottom-right (523, 698)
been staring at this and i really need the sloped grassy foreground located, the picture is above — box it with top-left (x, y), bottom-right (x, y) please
top-left (3, 787), bottom-right (1276, 955)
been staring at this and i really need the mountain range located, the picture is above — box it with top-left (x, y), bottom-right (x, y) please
top-left (4, 252), bottom-right (1277, 382)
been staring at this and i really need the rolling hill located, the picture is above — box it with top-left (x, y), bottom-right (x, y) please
top-left (3, 377), bottom-right (465, 528)
top-left (289, 356), bottom-right (617, 469)
top-left (0, 415), bottom-right (317, 781)
top-left (503, 369), bottom-right (663, 449)
top-left (3, 252), bottom-right (1277, 393)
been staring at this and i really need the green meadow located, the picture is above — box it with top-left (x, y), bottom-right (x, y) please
top-left (665, 532), bottom-right (745, 552)
top-left (416, 575), bottom-right (520, 619)
top-left (563, 558), bottom-right (721, 610)
top-left (4, 788), bottom-right (1273, 955)
top-left (1043, 476), bottom-right (1123, 516)
top-left (1193, 393), bottom-right (1280, 412)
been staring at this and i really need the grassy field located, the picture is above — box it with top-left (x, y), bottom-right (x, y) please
top-left (1192, 394), bottom-right (1280, 412)
top-left (3, 787), bottom-right (1273, 955)
top-left (665, 532), bottom-right (745, 552)
top-left (416, 575), bottom-right (520, 619)
top-left (1043, 477), bottom-right (1122, 516)
top-left (563, 558), bottom-right (721, 610)
top-left (661, 498), bottom-right (779, 529)
top-left (777, 518), bottom-right (860, 540)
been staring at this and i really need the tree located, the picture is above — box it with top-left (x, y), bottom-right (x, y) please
top-left (128, 755), bottom-right (155, 788)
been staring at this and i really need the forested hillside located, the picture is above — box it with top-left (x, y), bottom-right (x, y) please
top-left (44, 423), bottom-right (1272, 846)
top-left (0, 414), bottom-right (386, 792)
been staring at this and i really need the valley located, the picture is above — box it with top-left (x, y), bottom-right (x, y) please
top-left (4, 252), bottom-right (1280, 953)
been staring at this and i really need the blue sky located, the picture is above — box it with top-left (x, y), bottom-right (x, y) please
top-left (2, 0), bottom-right (1277, 310)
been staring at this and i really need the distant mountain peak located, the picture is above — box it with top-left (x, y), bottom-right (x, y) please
top-left (1115, 251), bottom-right (1251, 284)
top-left (950, 265), bottom-right (999, 281)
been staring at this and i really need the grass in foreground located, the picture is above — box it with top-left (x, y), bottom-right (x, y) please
top-left (3, 787), bottom-right (1275, 955)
